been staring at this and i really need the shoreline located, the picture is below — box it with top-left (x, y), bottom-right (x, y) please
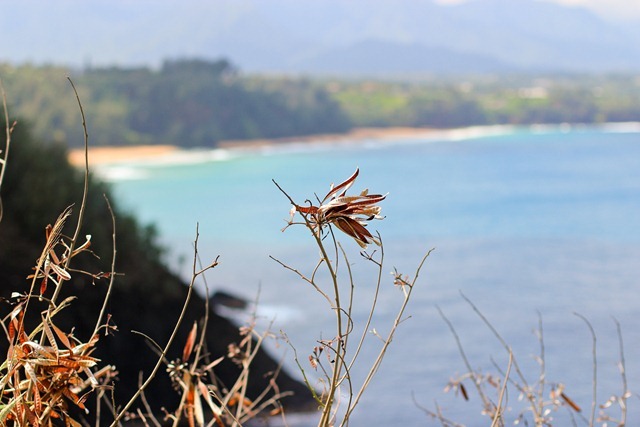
top-left (67, 122), bottom-right (640, 167)
top-left (68, 144), bottom-right (180, 167)
top-left (216, 126), bottom-right (441, 149)
top-left (67, 127), bottom-right (442, 167)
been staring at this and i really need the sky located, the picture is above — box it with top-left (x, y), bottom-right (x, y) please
top-left (1, 0), bottom-right (638, 71)
top-left (436, 0), bottom-right (640, 21)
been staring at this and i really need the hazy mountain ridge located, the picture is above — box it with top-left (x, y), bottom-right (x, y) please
top-left (2, 0), bottom-right (640, 74)
top-left (294, 40), bottom-right (517, 75)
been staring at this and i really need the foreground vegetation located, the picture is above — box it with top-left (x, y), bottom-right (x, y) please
top-left (0, 76), bottom-right (634, 426)
top-left (0, 77), bottom-right (434, 425)
top-left (1, 60), bottom-right (640, 148)
top-left (0, 82), bottom-right (312, 425)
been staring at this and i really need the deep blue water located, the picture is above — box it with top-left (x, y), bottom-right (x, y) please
top-left (104, 125), bottom-right (640, 426)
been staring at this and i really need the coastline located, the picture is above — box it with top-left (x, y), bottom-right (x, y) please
top-left (216, 126), bottom-right (441, 149)
top-left (67, 122), bottom-right (640, 167)
top-left (68, 144), bottom-right (180, 167)
top-left (67, 127), bottom-right (441, 167)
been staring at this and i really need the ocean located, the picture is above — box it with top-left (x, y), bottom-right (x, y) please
top-left (102, 124), bottom-right (640, 426)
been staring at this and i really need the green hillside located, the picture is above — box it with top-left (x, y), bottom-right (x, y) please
top-left (2, 60), bottom-right (640, 149)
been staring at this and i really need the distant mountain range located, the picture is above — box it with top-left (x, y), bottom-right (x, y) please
top-left (3, 0), bottom-right (640, 75)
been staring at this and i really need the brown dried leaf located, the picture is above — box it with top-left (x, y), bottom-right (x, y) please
top-left (289, 168), bottom-right (385, 248)
top-left (202, 356), bottom-right (224, 372)
top-left (41, 315), bottom-right (59, 361)
top-left (193, 382), bottom-right (205, 427)
top-left (561, 392), bottom-right (582, 412)
top-left (322, 168), bottom-right (359, 203)
top-left (33, 384), bottom-right (42, 413)
top-left (333, 216), bottom-right (378, 248)
top-left (23, 404), bottom-right (39, 427)
top-left (66, 417), bottom-right (83, 427)
top-left (269, 407), bottom-right (283, 416)
top-left (39, 276), bottom-right (48, 296)
top-left (183, 322), bottom-right (198, 362)
top-left (62, 388), bottom-right (86, 410)
top-left (197, 380), bottom-right (222, 415)
top-left (51, 322), bottom-right (74, 351)
top-left (49, 261), bottom-right (72, 282)
top-left (460, 383), bottom-right (469, 401)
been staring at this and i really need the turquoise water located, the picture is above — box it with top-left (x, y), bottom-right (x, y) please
top-left (105, 125), bottom-right (640, 426)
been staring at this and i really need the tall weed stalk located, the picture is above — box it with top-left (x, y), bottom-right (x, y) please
top-left (274, 168), bottom-right (432, 426)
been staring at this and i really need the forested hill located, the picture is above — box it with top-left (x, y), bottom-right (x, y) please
top-left (0, 59), bottom-right (351, 147)
top-left (2, 59), bottom-right (640, 148)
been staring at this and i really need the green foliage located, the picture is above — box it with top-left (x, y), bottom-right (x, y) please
top-left (329, 75), bottom-right (640, 128)
top-left (331, 83), bottom-right (410, 126)
top-left (0, 60), bottom-right (352, 147)
top-left (3, 61), bottom-right (640, 148)
top-left (0, 64), bottom-right (87, 145)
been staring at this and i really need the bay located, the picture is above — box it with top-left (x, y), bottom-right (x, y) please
top-left (103, 125), bottom-right (640, 426)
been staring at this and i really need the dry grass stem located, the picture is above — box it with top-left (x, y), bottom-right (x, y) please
top-left (574, 312), bottom-right (597, 427)
top-left (110, 225), bottom-right (218, 426)
top-left (92, 195), bottom-right (118, 340)
top-left (0, 77), bottom-right (17, 222)
top-left (490, 350), bottom-right (512, 427)
top-left (275, 169), bottom-right (429, 426)
top-left (125, 243), bottom-right (290, 427)
top-left (50, 78), bottom-right (90, 307)
top-left (433, 297), bottom-right (634, 426)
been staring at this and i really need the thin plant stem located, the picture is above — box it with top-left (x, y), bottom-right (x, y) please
top-left (272, 179), bottom-right (346, 426)
top-left (138, 372), bottom-right (162, 427)
top-left (345, 248), bottom-right (433, 422)
top-left (490, 350), bottom-right (513, 427)
top-left (613, 317), bottom-right (628, 425)
top-left (411, 393), bottom-right (465, 427)
top-left (338, 242), bottom-right (355, 361)
top-left (574, 312), bottom-right (597, 427)
top-left (270, 255), bottom-right (332, 306)
top-left (274, 174), bottom-right (413, 426)
top-left (190, 256), bottom-right (210, 373)
top-left (347, 240), bottom-right (384, 373)
top-left (52, 77), bottom-right (90, 306)
top-left (437, 305), bottom-right (494, 415)
top-left (535, 311), bottom-right (546, 419)
top-left (282, 334), bottom-right (323, 405)
top-left (110, 225), bottom-right (207, 426)
top-left (91, 195), bottom-right (117, 340)
top-left (460, 292), bottom-right (539, 419)
top-left (311, 223), bottom-right (344, 426)
top-left (0, 77), bottom-right (15, 222)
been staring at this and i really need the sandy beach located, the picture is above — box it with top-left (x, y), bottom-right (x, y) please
top-left (67, 127), bottom-right (439, 166)
top-left (216, 126), bottom-right (440, 149)
top-left (68, 144), bottom-right (180, 167)
top-left (64, 122), bottom-right (640, 166)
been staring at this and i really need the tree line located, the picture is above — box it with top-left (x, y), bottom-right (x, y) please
top-left (0, 59), bottom-right (350, 147)
top-left (331, 74), bottom-right (640, 128)
top-left (1, 59), bottom-right (640, 147)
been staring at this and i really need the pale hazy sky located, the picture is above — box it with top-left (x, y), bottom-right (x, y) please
top-left (435, 0), bottom-right (640, 21)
